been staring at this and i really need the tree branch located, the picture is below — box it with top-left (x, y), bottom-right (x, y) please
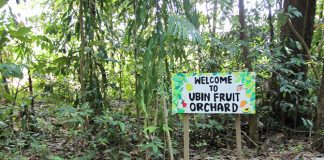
top-left (287, 18), bottom-right (319, 79)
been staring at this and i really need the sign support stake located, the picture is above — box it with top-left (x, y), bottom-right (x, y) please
top-left (235, 114), bottom-right (243, 160)
top-left (183, 113), bottom-right (190, 160)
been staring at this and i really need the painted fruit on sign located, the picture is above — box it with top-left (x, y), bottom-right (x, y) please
top-left (186, 83), bottom-right (193, 91)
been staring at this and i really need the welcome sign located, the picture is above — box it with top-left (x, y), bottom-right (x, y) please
top-left (172, 72), bottom-right (256, 114)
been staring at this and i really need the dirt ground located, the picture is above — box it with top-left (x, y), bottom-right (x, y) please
top-left (188, 134), bottom-right (324, 160)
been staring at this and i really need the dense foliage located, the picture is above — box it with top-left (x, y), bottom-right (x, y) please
top-left (0, 0), bottom-right (324, 159)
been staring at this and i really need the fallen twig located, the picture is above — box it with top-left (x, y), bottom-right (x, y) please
top-left (293, 152), bottom-right (302, 160)
top-left (276, 124), bottom-right (314, 133)
top-left (308, 136), bottom-right (324, 148)
top-left (241, 131), bottom-right (259, 148)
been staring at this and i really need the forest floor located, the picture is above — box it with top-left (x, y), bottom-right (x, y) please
top-left (5, 124), bottom-right (324, 160)
top-left (39, 130), bottom-right (324, 159)
top-left (190, 135), bottom-right (324, 160)
top-left (3, 101), bottom-right (324, 159)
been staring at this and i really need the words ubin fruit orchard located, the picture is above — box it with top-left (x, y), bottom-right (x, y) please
top-left (172, 72), bottom-right (256, 114)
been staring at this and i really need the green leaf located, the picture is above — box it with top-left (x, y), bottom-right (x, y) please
top-left (118, 151), bottom-right (131, 157)
top-left (119, 122), bottom-right (125, 132)
top-left (0, 63), bottom-right (24, 78)
top-left (301, 117), bottom-right (313, 128)
top-left (84, 46), bottom-right (92, 53)
top-left (139, 6), bottom-right (145, 23)
top-left (152, 145), bottom-right (158, 153)
top-left (144, 126), bottom-right (157, 133)
top-left (0, 0), bottom-right (8, 9)
top-left (17, 27), bottom-right (32, 36)
top-left (167, 14), bottom-right (204, 44)
top-left (178, 108), bottom-right (185, 113)
top-left (250, 93), bottom-right (256, 101)
top-left (162, 124), bottom-right (173, 132)
top-left (15, 36), bottom-right (32, 43)
top-left (9, 27), bottom-right (33, 42)
top-left (4, 92), bottom-right (14, 102)
top-left (287, 5), bottom-right (302, 18)
top-left (49, 156), bottom-right (64, 160)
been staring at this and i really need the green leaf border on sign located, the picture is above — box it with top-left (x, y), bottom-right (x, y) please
top-left (172, 73), bottom-right (188, 114)
top-left (233, 72), bottom-right (256, 114)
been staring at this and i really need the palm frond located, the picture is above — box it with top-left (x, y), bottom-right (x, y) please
top-left (167, 14), bottom-right (204, 45)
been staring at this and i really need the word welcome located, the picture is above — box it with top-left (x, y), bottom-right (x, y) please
top-left (194, 76), bottom-right (232, 84)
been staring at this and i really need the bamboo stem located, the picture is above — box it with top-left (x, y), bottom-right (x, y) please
top-left (163, 97), bottom-right (174, 160)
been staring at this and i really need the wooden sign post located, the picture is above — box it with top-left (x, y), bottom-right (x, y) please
top-left (235, 115), bottom-right (243, 160)
top-left (172, 72), bottom-right (256, 159)
top-left (183, 114), bottom-right (190, 160)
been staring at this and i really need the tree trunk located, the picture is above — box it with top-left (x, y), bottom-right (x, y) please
top-left (277, 0), bottom-right (317, 127)
top-left (79, 0), bottom-right (86, 100)
top-left (206, 0), bottom-right (218, 71)
top-left (316, 62), bottom-right (324, 152)
top-left (28, 70), bottom-right (35, 131)
top-left (238, 0), bottom-right (258, 145)
top-left (281, 0), bottom-right (316, 73)
top-left (239, 0), bottom-right (252, 70)
top-left (1, 75), bottom-right (9, 96)
top-left (210, 0), bottom-right (218, 59)
top-left (97, 62), bottom-right (108, 108)
top-left (132, 1), bottom-right (143, 155)
top-left (267, 0), bottom-right (274, 45)
top-left (316, 1), bottom-right (324, 134)
top-left (162, 95), bottom-right (174, 160)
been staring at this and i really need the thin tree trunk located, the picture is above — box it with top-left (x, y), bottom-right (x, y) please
top-left (208, 0), bottom-right (218, 71)
top-left (316, 10), bottom-right (324, 148)
top-left (239, 0), bottom-right (258, 145)
top-left (133, 0), bottom-right (141, 152)
top-left (267, 0), bottom-right (274, 45)
top-left (0, 52), bottom-right (13, 130)
top-left (79, 0), bottom-right (86, 99)
top-left (97, 62), bottom-right (108, 108)
top-left (28, 70), bottom-right (35, 130)
top-left (268, 0), bottom-right (279, 118)
top-left (239, 0), bottom-right (252, 70)
top-left (211, 0), bottom-right (218, 60)
top-left (28, 70), bottom-right (34, 114)
top-left (119, 52), bottom-right (122, 100)
top-left (163, 95), bottom-right (174, 160)
top-left (316, 60), bottom-right (324, 152)
top-left (1, 76), bottom-right (9, 95)
top-left (0, 53), bottom-right (10, 95)
top-left (205, 0), bottom-right (211, 33)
